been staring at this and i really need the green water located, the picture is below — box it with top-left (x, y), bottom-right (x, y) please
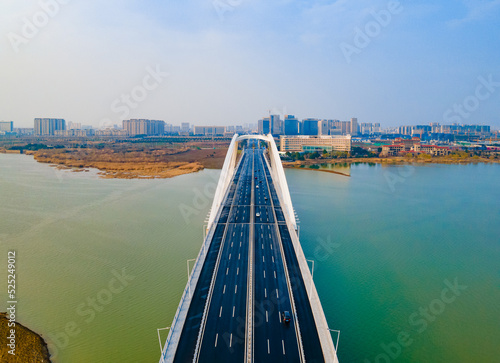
top-left (0, 155), bottom-right (499, 362)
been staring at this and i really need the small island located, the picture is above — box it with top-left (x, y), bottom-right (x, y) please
top-left (0, 313), bottom-right (51, 363)
top-left (1, 139), bottom-right (229, 179)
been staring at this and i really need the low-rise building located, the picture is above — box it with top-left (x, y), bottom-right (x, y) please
top-left (380, 144), bottom-right (406, 156)
top-left (413, 144), bottom-right (451, 156)
top-left (193, 126), bottom-right (225, 136)
top-left (280, 135), bottom-right (352, 152)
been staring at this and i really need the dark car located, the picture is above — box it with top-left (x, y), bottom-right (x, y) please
top-left (282, 311), bottom-right (291, 324)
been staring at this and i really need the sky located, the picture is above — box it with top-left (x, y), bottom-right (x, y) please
top-left (1, 0), bottom-right (500, 129)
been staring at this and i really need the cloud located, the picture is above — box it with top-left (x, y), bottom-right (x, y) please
top-left (447, 0), bottom-right (500, 27)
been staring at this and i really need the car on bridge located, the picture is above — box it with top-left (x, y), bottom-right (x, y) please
top-left (282, 311), bottom-right (292, 324)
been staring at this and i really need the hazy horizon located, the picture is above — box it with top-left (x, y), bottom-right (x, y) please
top-left (2, 0), bottom-right (500, 128)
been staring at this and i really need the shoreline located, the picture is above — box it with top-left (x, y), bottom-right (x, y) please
top-left (5, 146), bottom-right (228, 179)
top-left (283, 156), bottom-right (499, 167)
top-left (2, 151), bottom-right (499, 180)
top-left (0, 313), bottom-right (52, 363)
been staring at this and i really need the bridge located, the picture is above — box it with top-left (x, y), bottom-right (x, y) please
top-left (158, 134), bottom-right (339, 363)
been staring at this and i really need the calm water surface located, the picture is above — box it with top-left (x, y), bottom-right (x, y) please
top-left (0, 155), bottom-right (498, 362)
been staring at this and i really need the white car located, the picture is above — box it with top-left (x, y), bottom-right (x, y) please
top-left (256, 212), bottom-right (261, 217)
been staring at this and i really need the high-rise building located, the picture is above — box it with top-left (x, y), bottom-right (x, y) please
top-left (318, 120), bottom-right (329, 135)
top-left (270, 114), bottom-right (282, 135)
top-left (123, 119), bottom-right (165, 136)
top-left (0, 121), bottom-right (14, 132)
top-left (67, 121), bottom-right (82, 130)
top-left (350, 118), bottom-right (358, 136)
top-left (301, 118), bottom-right (319, 136)
top-left (181, 123), bottom-right (190, 132)
top-left (258, 117), bottom-right (271, 134)
top-left (34, 118), bottom-right (66, 136)
top-left (284, 115), bottom-right (300, 135)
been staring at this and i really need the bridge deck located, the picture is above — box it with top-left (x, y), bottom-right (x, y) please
top-left (163, 141), bottom-right (332, 363)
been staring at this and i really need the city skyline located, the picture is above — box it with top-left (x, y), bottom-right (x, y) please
top-left (2, 1), bottom-right (500, 128)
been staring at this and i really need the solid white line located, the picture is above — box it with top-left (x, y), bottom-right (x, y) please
top-left (232, 306), bottom-right (235, 317)
top-left (282, 340), bottom-right (285, 355)
top-left (219, 306), bottom-right (223, 317)
top-left (267, 339), bottom-right (270, 354)
top-left (215, 333), bottom-right (218, 347)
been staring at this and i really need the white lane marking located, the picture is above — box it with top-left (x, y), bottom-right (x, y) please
top-left (262, 244), bottom-right (264, 249)
top-left (232, 306), bottom-right (235, 317)
top-left (230, 333), bottom-right (233, 348)
top-left (264, 288), bottom-right (267, 298)
top-left (235, 285), bottom-right (238, 294)
top-left (219, 306), bottom-right (223, 317)
top-left (238, 253), bottom-right (241, 260)
top-left (272, 256), bottom-right (275, 263)
top-left (233, 232), bottom-right (235, 237)
top-left (263, 270), bottom-right (266, 279)
top-left (274, 271), bottom-right (277, 279)
top-left (231, 242), bottom-right (233, 247)
top-left (241, 232), bottom-right (243, 236)
top-left (279, 311), bottom-right (281, 322)
top-left (266, 310), bottom-right (268, 322)
top-left (282, 340), bottom-right (286, 355)
top-left (229, 253), bottom-right (231, 260)
top-left (263, 256), bottom-right (265, 262)
top-left (237, 267), bottom-right (239, 275)
top-left (240, 242), bottom-right (242, 247)
top-left (270, 244), bottom-right (273, 250)
top-left (215, 333), bottom-right (218, 347)
top-left (261, 234), bottom-right (263, 238)
top-left (276, 289), bottom-right (279, 298)
top-left (269, 234), bottom-right (272, 238)
top-left (223, 285), bottom-right (226, 294)
top-left (226, 268), bottom-right (229, 275)
top-left (267, 339), bottom-right (270, 354)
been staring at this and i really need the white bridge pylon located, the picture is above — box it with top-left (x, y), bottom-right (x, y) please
top-left (207, 134), bottom-right (297, 231)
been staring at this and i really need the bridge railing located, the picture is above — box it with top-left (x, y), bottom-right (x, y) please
top-left (159, 221), bottom-right (219, 362)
